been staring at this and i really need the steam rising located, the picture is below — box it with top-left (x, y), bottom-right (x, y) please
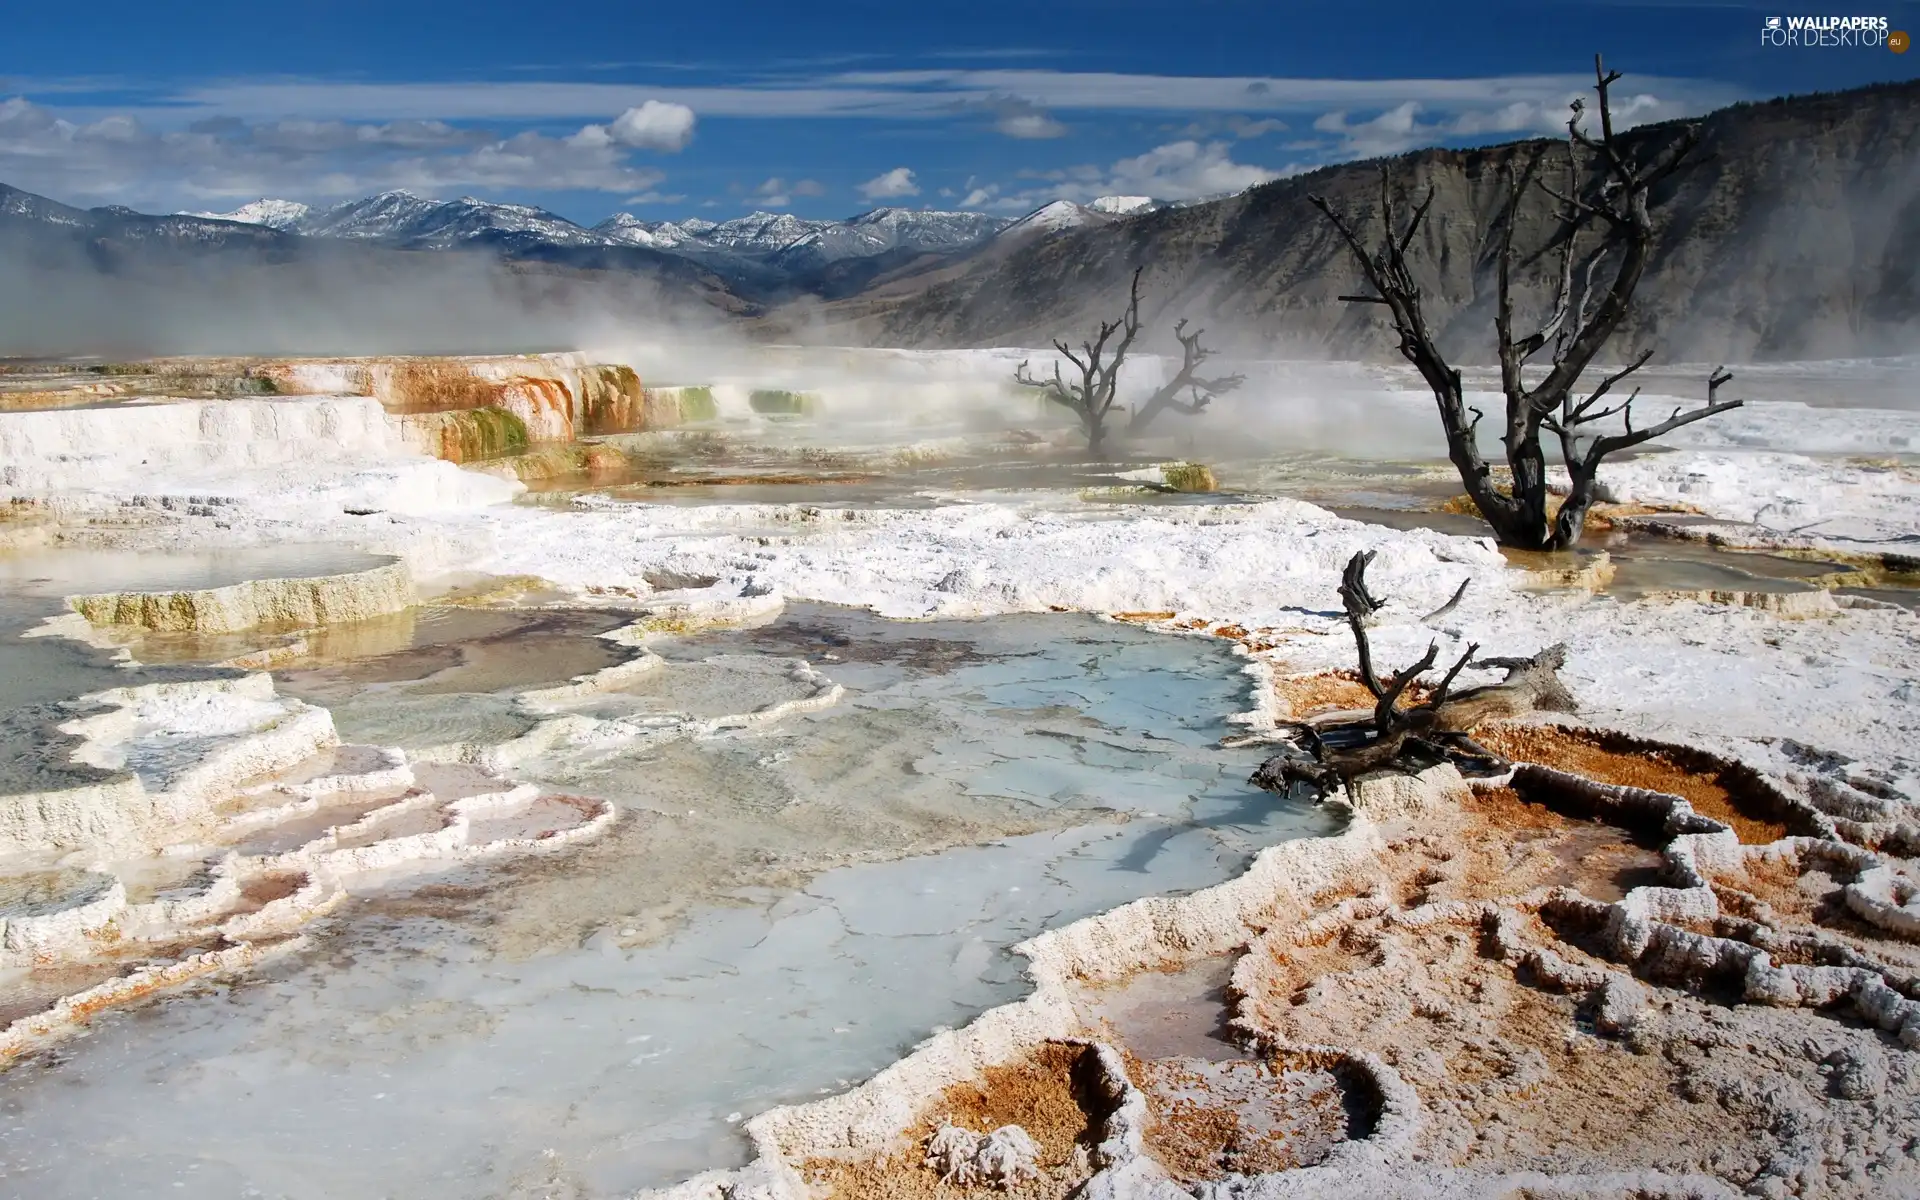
top-left (0, 234), bottom-right (735, 359)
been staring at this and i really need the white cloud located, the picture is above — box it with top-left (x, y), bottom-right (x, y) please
top-left (1313, 101), bottom-right (1426, 158)
top-left (744, 175), bottom-right (825, 208)
top-left (0, 95), bottom-right (667, 205)
top-left (107, 68), bottom-right (1742, 124)
top-left (1107, 140), bottom-right (1278, 198)
top-left (998, 112), bottom-right (1067, 139)
top-left (1306, 90), bottom-right (1682, 159)
top-left (0, 63), bottom-right (1728, 211)
top-left (608, 100), bottom-right (696, 151)
top-left (967, 138), bottom-right (1293, 214)
top-left (566, 123), bottom-right (615, 149)
top-left (977, 94), bottom-right (1067, 139)
top-left (1178, 114), bottom-right (1288, 140)
top-left (858, 166), bottom-right (919, 200)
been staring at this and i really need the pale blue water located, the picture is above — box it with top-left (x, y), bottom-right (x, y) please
top-left (0, 607), bottom-right (1339, 1199)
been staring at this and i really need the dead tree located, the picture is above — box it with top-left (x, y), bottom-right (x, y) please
top-left (1127, 318), bottom-right (1246, 436)
top-left (1014, 268), bottom-right (1243, 454)
top-left (1307, 55), bottom-right (1742, 551)
top-left (1250, 551), bottom-right (1577, 800)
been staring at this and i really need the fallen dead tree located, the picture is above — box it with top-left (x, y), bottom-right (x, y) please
top-left (1251, 551), bottom-right (1577, 800)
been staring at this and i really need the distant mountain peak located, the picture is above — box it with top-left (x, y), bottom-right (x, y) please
top-left (177, 198), bottom-right (313, 230)
top-left (1089, 195), bottom-right (1164, 215)
top-left (998, 200), bottom-right (1112, 239)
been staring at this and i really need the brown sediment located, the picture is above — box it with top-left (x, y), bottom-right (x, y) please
top-left (1273, 670), bottom-right (1378, 718)
top-left (381, 361), bottom-right (505, 414)
top-left (802, 1042), bottom-right (1097, 1200)
top-left (236, 871), bottom-right (307, 909)
top-left (1461, 785), bottom-right (1667, 902)
top-left (1436, 492), bottom-right (1700, 531)
top-left (1475, 724), bottom-right (1793, 844)
top-left (1111, 611), bottom-right (1178, 623)
top-left (1130, 1051), bottom-right (1347, 1181)
top-left (1273, 669), bottom-right (1442, 720)
top-left (1710, 854), bottom-right (1826, 925)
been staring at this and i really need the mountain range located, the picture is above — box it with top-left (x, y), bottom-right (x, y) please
top-left (183, 191), bottom-right (1016, 259)
top-left (5, 77), bottom-right (1916, 361)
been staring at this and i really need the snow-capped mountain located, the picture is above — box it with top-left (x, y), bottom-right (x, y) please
top-left (770, 208), bottom-right (1010, 269)
top-left (179, 198), bottom-right (312, 230)
top-left (387, 196), bottom-right (605, 249)
top-left (692, 211), bottom-right (830, 255)
top-left (296, 192), bottom-right (603, 248)
top-left (996, 200), bottom-right (1112, 240)
top-left (589, 207), bottom-right (1009, 268)
top-left (292, 191), bottom-right (443, 239)
top-left (593, 212), bottom-right (675, 248)
top-left (1087, 195), bottom-right (1169, 216)
top-left (180, 191), bottom-right (602, 248)
top-left (593, 210), bottom-right (832, 255)
top-left (160, 188), bottom-right (1021, 267)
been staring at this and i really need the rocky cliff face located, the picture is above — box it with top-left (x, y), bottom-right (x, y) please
top-left (862, 81), bottom-right (1920, 363)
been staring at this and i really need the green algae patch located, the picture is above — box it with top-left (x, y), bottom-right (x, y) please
top-left (676, 386), bottom-right (718, 422)
top-left (749, 389), bottom-right (818, 416)
top-left (434, 406), bottom-right (529, 462)
top-left (1161, 462), bottom-right (1219, 493)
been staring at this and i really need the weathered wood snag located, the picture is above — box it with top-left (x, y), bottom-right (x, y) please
top-left (1250, 551), bottom-right (1577, 800)
top-left (1307, 55), bottom-right (1742, 551)
top-left (1014, 267), bottom-right (1243, 455)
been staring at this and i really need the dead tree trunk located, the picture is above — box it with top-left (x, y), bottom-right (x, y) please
top-left (1306, 55), bottom-right (1743, 551)
top-left (1015, 268), bottom-right (1241, 454)
top-left (1250, 551), bottom-right (1577, 800)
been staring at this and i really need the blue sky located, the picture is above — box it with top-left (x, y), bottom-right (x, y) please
top-left (2, 0), bottom-right (1914, 224)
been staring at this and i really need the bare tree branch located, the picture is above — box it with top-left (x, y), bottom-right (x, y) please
top-left (1339, 550), bottom-right (1388, 697)
top-left (1584, 367), bottom-right (1742, 466)
top-left (1374, 642), bottom-right (1439, 733)
top-left (1128, 316), bottom-right (1247, 434)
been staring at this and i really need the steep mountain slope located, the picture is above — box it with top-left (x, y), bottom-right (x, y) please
top-left (857, 81), bottom-right (1920, 363)
top-left (1, 184), bottom-right (91, 228)
top-left (992, 200), bottom-right (1115, 244)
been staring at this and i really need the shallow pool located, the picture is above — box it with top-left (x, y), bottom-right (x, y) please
top-left (0, 606), bottom-right (1337, 1199)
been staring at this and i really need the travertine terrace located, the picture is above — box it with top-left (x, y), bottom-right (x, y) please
top-left (669, 734), bottom-right (1920, 1200)
top-left (0, 348), bottom-right (1916, 1198)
